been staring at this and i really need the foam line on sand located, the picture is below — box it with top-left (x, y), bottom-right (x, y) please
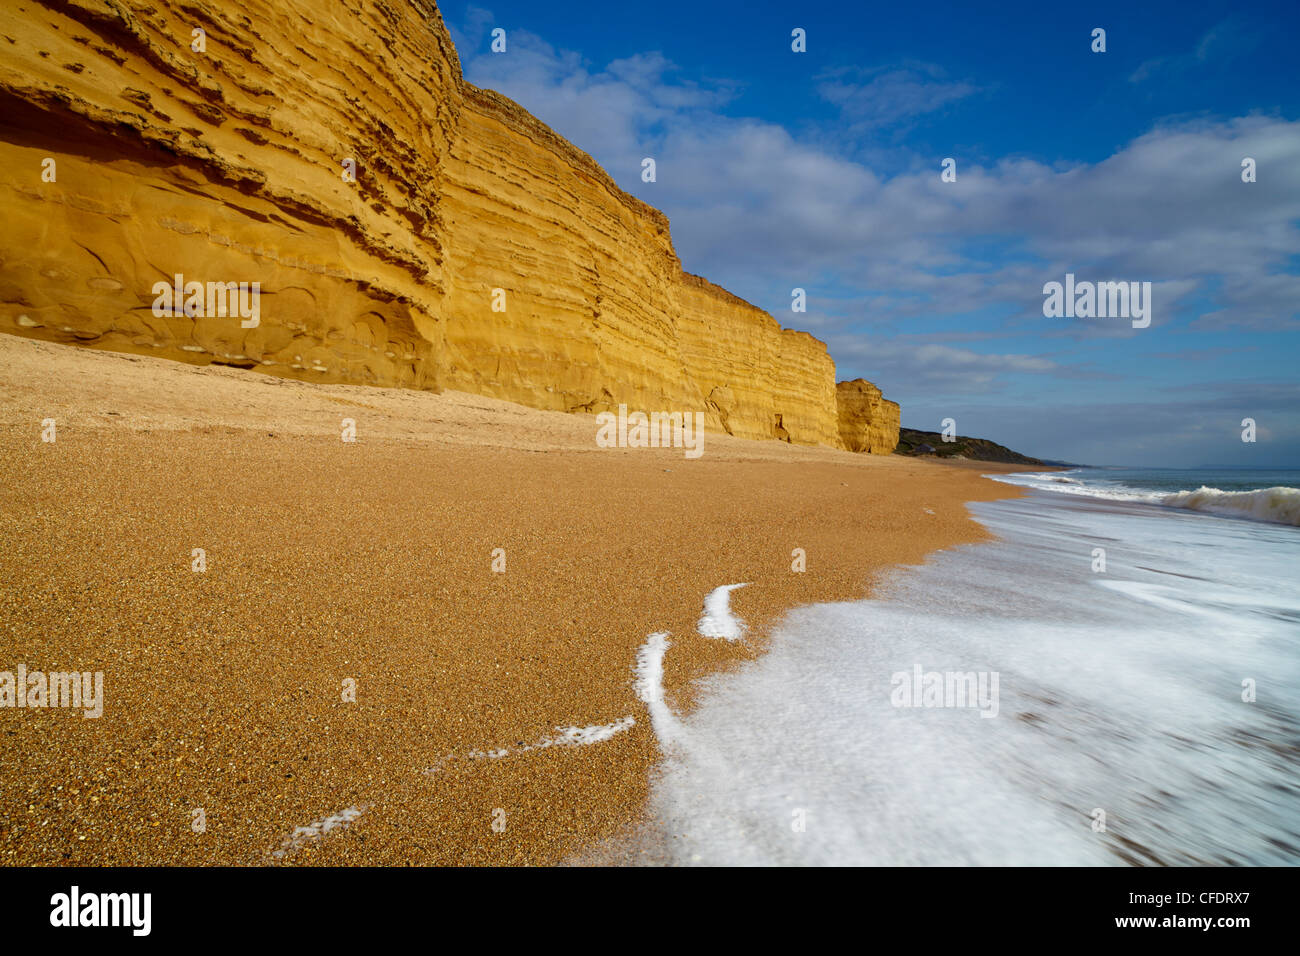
top-left (697, 583), bottom-right (749, 640)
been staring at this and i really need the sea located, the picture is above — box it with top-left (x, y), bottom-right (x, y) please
top-left (637, 467), bottom-right (1300, 865)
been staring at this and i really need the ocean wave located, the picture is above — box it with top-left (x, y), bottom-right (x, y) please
top-left (992, 473), bottom-right (1300, 526)
top-left (990, 473), bottom-right (1154, 503)
top-left (1160, 486), bottom-right (1300, 527)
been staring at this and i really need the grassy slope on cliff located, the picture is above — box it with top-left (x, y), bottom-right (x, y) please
top-left (895, 427), bottom-right (1043, 465)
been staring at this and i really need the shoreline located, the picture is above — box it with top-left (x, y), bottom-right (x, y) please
top-left (594, 486), bottom-right (1300, 865)
top-left (0, 335), bottom-right (1031, 865)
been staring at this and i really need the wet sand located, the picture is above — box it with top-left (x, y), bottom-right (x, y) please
top-left (0, 335), bottom-right (1027, 865)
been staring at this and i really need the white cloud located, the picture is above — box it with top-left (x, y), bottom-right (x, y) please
top-left (452, 10), bottom-right (1300, 439)
top-left (816, 63), bottom-right (980, 131)
top-left (1131, 17), bottom-right (1260, 84)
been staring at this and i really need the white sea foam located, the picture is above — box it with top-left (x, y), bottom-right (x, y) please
top-left (631, 490), bottom-right (1300, 865)
top-left (698, 583), bottom-right (748, 640)
top-left (271, 805), bottom-right (367, 859)
top-left (461, 716), bottom-right (635, 761)
top-left (634, 631), bottom-right (678, 743)
top-left (465, 748), bottom-right (510, 760)
top-left (540, 717), bottom-right (635, 747)
top-left (991, 471), bottom-right (1155, 503)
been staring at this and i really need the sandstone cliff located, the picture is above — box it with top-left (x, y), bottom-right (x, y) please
top-left (0, 0), bottom-right (896, 451)
top-left (836, 379), bottom-right (901, 455)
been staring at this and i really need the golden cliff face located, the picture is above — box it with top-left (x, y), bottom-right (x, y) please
top-left (836, 379), bottom-right (901, 454)
top-left (0, 0), bottom-right (897, 451)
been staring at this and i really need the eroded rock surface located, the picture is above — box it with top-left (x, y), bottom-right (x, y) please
top-left (836, 379), bottom-right (901, 454)
top-left (0, 0), bottom-right (897, 450)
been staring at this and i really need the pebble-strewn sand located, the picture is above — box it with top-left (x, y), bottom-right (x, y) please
top-left (0, 336), bottom-right (1025, 865)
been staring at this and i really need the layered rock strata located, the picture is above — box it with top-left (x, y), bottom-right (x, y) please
top-left (0, 0), bottom-right (897, 451)
top-left (836, 379), bottom-right (901, 454)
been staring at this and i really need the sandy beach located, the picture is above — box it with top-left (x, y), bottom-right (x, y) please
top-left (0, 335), bottom-right (1026, 865)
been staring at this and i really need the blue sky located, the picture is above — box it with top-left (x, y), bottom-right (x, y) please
top-left (441, 0), bottom-right (1299, 467)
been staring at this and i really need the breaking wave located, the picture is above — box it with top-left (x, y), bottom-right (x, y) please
top-left (1161, 486), bottom-right (1300, 527)
top-left (993, 472), bottom-right (1300, 527)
